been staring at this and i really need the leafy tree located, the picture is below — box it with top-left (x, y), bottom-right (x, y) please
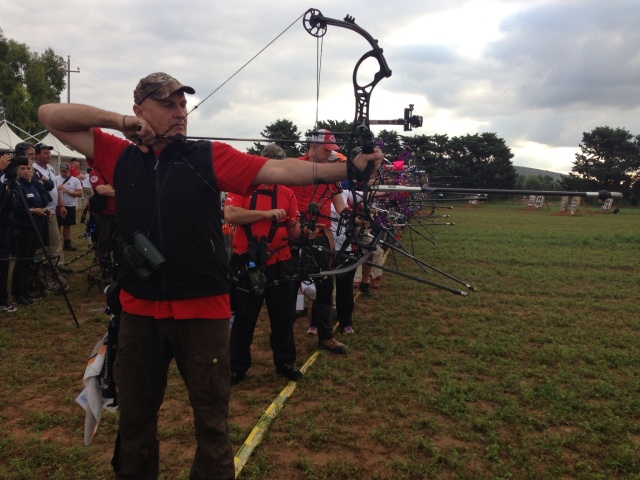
top-left (249, 117), bottom-right (518, 193)
top-left (444, 133), bottom-right (517, 189)
top-left (560, 126), bottom-right (640, 203)
top-left (312, 119), bottom-right (352, 153)
top-left (313, 121), bottom-right (405, 159)
top-left (516, 174), bottom-right (560, 191)
top-left (402, 133), bottom-right (450, 181)
top-left (313, 119), bottom-right (351, 136)
top-left (0, 29), bottom-right (65, 133)
top-left (246, 118), bottom-right (304, 158)
top-left (374, 129), bottom-right (403, 161)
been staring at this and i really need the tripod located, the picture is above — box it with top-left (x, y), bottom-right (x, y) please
top-left (6, 171), bottom-right (79, 327)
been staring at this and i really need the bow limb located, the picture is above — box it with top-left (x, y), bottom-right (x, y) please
top-left (303, 8), bottom-right (392, 155)
top-left (308, 229), bottom-right (384, 279)
top-left (302, 8), bottom-right (391, 277)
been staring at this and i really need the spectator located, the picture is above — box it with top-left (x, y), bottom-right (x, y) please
top-left (0, 153), bottom-right (16, 312)
top-left (81, 166), bottom-right (94, 210)
top-left (10, 160), bottom-right (49, 305)
top-left (69, 157), bottom-right (85, 181)
top-left (55, 163), bottom-right (83, 251)
top-left (32, 142), bottom-right (67, 270)
top-left (69, 157), bottom-right (86, 211)
top-left (15, 142), bottom-right (36, 166)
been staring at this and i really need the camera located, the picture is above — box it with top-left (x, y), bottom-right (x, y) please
top-left (1, 155), bottom-right (28, 183)
top-left (122, 231), bottom-right (166, 280)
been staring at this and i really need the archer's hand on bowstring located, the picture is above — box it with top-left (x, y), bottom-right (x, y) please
top-left (121, 115), bottom-right (156, 154)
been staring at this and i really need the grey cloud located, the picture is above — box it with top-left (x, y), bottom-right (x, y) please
top-left (487, 2), bottom-right (640, 110)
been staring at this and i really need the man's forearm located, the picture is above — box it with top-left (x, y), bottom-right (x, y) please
top-left (39, 104), bottom-right (122, 132)
top-left (224, 206), bottom-right (269, 225)
top-left (255, 159), bottom-right (348, 186)
top-left (254, 150), bottom-right (382, 187)
top-left (68, 189), bottom-right (83, 198)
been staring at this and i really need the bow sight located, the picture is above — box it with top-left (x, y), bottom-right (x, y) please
top-left (370, 104), bottom-right (424, 132)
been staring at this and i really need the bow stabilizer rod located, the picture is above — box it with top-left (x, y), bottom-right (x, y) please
top-left (372, 185), bottom-right (623, 200)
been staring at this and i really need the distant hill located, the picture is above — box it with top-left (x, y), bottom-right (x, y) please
top-left (514, 166), bottom-right (565, 182)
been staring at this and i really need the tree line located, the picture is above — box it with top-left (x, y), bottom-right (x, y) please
top-left (246, 119), bottom-right (640, 203)
top-left (2, 31), bottom-right (638, 203)
top-left (0, 28), bottom-right (65, 134)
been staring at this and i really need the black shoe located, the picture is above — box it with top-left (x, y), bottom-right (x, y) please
top-left (358, 283), bottom-right (374, 298)
top-left (275, 363), bottom-right (303, 381)
top-left (14, 296), bottom-right (33, 306)
top-left (26, 293), bottom-right (43, 300)
top-left (58, 266), bottom-right (74, 274)
top-left (63, 244), bottom-right (77, 251)
top-left (230, 370), bottom-right (246, 386)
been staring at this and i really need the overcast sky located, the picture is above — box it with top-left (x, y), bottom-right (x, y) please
top-left (3, 0), bottom-right (639, 173)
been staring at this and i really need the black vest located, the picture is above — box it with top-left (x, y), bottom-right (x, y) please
top-left (114, 140), bottom-right (229, 300)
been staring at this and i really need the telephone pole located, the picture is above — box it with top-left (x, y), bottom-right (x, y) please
top-left (65, 55), bottom-right (80, 103)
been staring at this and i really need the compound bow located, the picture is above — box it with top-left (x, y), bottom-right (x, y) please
top-left (301, 8), bottom-right (393, 280)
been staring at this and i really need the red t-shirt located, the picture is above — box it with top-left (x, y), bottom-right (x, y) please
top-left (90, 129), bottom-right (268, 319)
top-left (225, 185), bottom-right (298, 265)
top-left (88, 167), bottom-right (116, 215)
top-left (288, 154), bottom-right (341, 230)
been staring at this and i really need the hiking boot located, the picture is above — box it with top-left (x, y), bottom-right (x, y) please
top-left (0, 304), bottom-right (17, 313)
top-left (275, 363), bottom-right (303, 381)
top-left (358, 283), bottom-right (374, 298)
top-left (307, 326), bottom-right (318, 335)
top-left (318, 337), bottom-right (347, 354)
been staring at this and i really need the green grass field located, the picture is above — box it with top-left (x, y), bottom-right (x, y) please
top-left (1, 203), bottom-right (639, 479)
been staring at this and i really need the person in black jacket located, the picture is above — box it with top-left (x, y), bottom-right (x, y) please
top-left (0, 152), bottom-right (16, 312)
top-left (10, 160), bottom-right (50, 305)
top-left (38, 72), bottom-right (383, 480)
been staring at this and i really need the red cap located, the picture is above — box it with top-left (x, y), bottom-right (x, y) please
top-left (310, 129), bottom-right (339, 151)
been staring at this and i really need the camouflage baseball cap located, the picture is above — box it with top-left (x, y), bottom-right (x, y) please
top-left (261, 143), bottom-right (286, 159)
top-left (134, 72), bottom-right (195, 105)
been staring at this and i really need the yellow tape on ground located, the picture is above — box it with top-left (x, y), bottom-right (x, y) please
top-left (234, 290), bottom-right (359, 477)
top-left (234, 351), bottom-right (320, 478)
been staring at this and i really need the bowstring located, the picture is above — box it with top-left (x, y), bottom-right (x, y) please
top-left (168, 10), bottom-right (306, 279)
top-left (186, 12), bottom-right (306, 118)
top-left (314, 36), bottom-right (323, 128)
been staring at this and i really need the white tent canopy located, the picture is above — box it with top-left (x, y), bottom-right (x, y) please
top-left (1, 120), bottom-right (86, 174)
top-left (38, 132), bottom-right (86, 173)
top-left (0, 120), bottom-right (26, 152)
